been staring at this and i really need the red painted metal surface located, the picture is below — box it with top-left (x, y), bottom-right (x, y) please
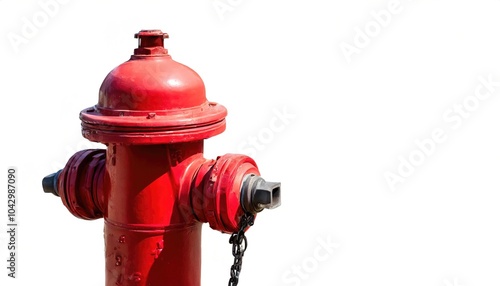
top-left (43, 30), bottom-right (280, 286)
top-left (80, 30), bottom-right (227, 145)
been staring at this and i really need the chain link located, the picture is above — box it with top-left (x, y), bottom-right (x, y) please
top-left (227, 212), bottom-right (255, 286)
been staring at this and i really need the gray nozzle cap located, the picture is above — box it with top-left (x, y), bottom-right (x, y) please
top-left (42, 170), bottom-right (61, 197)
top-left (241, 175), bottom-right (281, 214)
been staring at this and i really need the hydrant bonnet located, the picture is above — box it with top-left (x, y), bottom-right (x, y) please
top-left (80, 30), bottom-right (227, 144)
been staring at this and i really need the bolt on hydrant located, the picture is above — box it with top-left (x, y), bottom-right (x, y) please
top-left (42, 30), bottom-right (281, 286)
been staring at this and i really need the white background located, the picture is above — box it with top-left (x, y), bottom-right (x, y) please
top-left (1, 0), bottom-right (500, 285)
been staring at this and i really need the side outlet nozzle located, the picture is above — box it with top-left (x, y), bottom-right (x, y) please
top-left (241, 175), bottom-right (281, 214)
top-left (42, 170), bottom-right (61, 197)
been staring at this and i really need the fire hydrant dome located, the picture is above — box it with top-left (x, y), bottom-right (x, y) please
top-left (80, 30), bottom-right (227, 144)
top-left (98, 57), bottom-right (207, 111)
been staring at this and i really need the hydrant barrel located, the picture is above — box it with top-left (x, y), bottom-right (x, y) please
top-left (103, 142), bottom-right (205, 286)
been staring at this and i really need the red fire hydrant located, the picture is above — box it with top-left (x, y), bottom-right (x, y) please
top-left (42, 30), bottom-right (281, 286)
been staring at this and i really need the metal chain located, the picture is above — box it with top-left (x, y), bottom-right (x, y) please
top-left (227, 212), bottom-right (255, 286)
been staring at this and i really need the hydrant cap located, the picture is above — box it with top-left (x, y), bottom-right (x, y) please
top-left (80, 30), bottom-right (227, 144)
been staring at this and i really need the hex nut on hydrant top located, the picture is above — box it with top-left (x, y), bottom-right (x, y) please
top-left (42, 30), bottom-right (281, 286)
